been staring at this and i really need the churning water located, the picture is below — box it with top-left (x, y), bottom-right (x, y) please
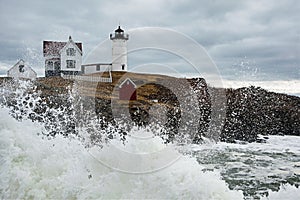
top-left (0, 80), bottom-right (299, 199)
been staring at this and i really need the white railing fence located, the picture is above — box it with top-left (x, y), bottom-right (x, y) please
top-left (62, 74), bottom-right (112, 83)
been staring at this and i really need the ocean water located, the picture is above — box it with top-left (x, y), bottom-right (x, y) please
top-left (0, 80), bottom-right (300, 199)
top-left (191, 136), bottom-right (300, 199)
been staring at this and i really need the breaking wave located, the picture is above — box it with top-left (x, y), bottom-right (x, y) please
top-left (1, 79), bottom-right (299, 199)
top-left (0, 80), bottom-right (243, 199)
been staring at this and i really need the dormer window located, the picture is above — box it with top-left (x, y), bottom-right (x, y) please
top-left (19, 65), bottom-right (25, 73)
top-left (67, 48), bottom-right (75, 56)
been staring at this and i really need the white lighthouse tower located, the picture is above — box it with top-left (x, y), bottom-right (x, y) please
top-left (110, 26), bottom-right (129, 71)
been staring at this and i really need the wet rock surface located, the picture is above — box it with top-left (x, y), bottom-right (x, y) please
top-left (1, 76), bottom-right (299, 143)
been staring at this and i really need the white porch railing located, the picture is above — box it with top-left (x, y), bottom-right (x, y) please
top-left (62, 74), bottom-right (112, 83)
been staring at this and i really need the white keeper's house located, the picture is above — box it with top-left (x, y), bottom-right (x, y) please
top-left (43, 36), bottom-right (83, 77)
top-left (43, 25), bottom-right (129, 79)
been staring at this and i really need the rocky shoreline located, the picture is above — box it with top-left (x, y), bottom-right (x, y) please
top-left (1, 73), bottom-right (299, 144)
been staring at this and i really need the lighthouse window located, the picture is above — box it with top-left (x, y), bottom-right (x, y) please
top-left (19, 65), bottom-right (25, 73)
top-left (67, 48), bottom-right (75, 56)
top-left (122, 64), bottom-right (125, 70)
top-left (67, 60), bottom-right (76, 68)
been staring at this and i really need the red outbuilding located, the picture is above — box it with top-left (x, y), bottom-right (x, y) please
top-left (119, 78), bottom-right (137, 100)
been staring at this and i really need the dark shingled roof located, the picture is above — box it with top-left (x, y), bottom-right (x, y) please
top-left (43, 41), bottom-right (82, 56)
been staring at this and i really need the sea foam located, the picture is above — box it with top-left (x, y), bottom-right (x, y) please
top-left (0, 107), bottom-right (243, 199)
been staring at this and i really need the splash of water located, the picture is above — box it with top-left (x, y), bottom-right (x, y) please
top-left (0, 79), bottom-right (243, 199)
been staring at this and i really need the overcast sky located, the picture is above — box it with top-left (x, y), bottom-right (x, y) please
top-left (0, 0), bottom-right (299, 85)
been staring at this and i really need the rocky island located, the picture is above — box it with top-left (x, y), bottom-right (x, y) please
top-left (1, 72), bottom-right (299, 144)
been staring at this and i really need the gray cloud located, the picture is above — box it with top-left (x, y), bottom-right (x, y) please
top-left (0, 0), bottom-right (299, 81)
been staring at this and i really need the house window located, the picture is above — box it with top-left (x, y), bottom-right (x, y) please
top-left (67, 48), bottom-right (75, 56)
top-left (67, 60), bottom-right (76, 68)
top-left (47, 61), bottom-right (53, 70)
top-left (54, 61), bottom-right (60, 70)
top-left (96, 65), bottom-right (100, 71)
top-left (19, 65), bottom-right (24, 73)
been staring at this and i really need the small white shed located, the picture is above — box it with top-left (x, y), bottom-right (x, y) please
top-left (7, 59), bottom-right (37, 80)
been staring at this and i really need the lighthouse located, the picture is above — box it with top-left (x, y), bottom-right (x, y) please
top-left (110, 26), bottom-right (129, 71)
